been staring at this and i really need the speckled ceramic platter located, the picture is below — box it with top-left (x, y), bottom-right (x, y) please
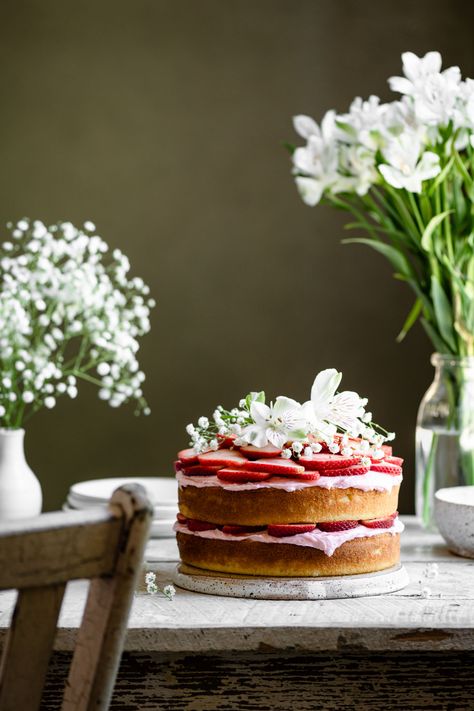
top-left (172, 562), bottom-right (409, 600)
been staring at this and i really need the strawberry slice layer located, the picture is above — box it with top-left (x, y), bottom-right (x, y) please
top-left (320, 464), bottom-right (370, 477)
top-left (287, 471), bottom-right (320, 481)
top-left (187, 519), bottom-right (216, 532)
top-left (176, 512), bottom-right (188, 524)
top-left (181, 464), bottom-right (222, 476)
top-left (222, 524), bottom-right (266, 535)
top-left (267, 523), bottom-right (316, 537)
top-left (217, 433), bottom-right (237, 448)
top-left (299, 453), bottom-right (361, 471)
top-left (317, 520), bottom-right (359, 532)
top-left (198, 448), bottom-right (247, 468)
top-left (178, 448), bottom-right (199, 465)
top-left (243, 458), bottom-right (305, 475)
top-left (384, 455), bottom-right (404, 467)
top-left (239, 444), bottom-right (282, 459)
top-left (217, 469), bottom-right (272, 483)
top-left (360, 512), bottom-right (398, 529)
top-left (370, 462), bottom-right (402, 475)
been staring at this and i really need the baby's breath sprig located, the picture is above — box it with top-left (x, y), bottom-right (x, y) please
top-left (186, 391), bottom-right (264, 453)
top-left (144, 571), bottom-right (176, 600)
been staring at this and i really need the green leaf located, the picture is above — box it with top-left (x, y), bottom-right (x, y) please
top-left (431, 276), bottom-right (456, 352)
top-left (427, 156), bottom-right (454, 197)
top-left (282, 141), bottom-right (295, 155)
top-left (420, 318), bottom-right (452, 354)
top-left (454, 149), bottom-right (473, 189)
top-left (396, 298), bottom-right (422, 343)
top-left (343, 237), bottom-right (411, 277)
top-left (420, 210), bottom-right (452, 253)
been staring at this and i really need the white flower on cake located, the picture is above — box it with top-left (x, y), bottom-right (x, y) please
top-left (185, 368), bottom-right (394, 457)
top-left (241, 396), bottom-right (307, 448)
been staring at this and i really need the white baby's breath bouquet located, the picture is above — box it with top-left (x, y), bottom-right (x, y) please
top-left (0, 219), bottom-right (154, 428)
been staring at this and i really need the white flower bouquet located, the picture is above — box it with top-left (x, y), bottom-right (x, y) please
top-left (290, 51), bottom-right (473, 356)
top-left (0, 219), bottom-right (154, 428)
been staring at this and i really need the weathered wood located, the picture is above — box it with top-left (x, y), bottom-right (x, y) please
top-left (0, 509), bottom-right (123, 589)
top-left (0, 584), bottom-right (65, 711)
top-left (41, 650), bottom-right (474, 711)
top-left (62, 484), bottom-right (153, 711)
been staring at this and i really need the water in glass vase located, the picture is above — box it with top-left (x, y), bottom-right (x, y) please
top-left (416, 354), bottom-right (474, 530)
top-left (416, 426), bottom-right (466, 530)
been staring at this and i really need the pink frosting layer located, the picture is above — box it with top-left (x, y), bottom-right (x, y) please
top-left (175, 518), bottom-right (404, 556)
top-left (176, 470), bottom-right (402, 493)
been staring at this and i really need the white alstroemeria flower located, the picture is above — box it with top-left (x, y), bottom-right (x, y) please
top-left (241, 396), bottom-right (307, 448)
top-left (337, 95), bottom-right (388, 150)
top-left (329, 390), bottom-right (367, 434)
top-left (338, 144), bottom-right (378, 196)
top-left (379, 132), bottom-right (440, 193)
top-left (293, 111), bottom-right (342, 205)
top-left (303, 368), bottom-right (368, 437)
top-left (389, 51), bottom-right (461, 126)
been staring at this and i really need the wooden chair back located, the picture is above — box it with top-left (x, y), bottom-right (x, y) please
top-left (0, 483), bottom-right (153, 711)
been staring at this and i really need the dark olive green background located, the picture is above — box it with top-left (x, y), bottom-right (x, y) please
top-left (0, 0), bottom-right (472, 513)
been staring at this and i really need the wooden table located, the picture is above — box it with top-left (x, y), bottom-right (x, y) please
top-left (1, 516), bottom-right (474, 710)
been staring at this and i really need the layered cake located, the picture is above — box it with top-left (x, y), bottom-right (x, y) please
top-left (174, 368), bottom-right (403, 577)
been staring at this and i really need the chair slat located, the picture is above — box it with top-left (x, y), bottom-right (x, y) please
top-left (62, 486), bottom-right (152, 711)
top-left (0, 584), bottom-right (65, 711)
top-left (0, 512), bottom-right (123, 590)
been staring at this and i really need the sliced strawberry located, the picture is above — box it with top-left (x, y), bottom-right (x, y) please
top-left (178, 448), bottom-right (198, 465)
top-left (217, 468), bottom-right (272, 483)
top-left (317, 520), bottom-right (359, 532)
top-left (198, 448), bottom-right (247, 468)
top-left (382, 444), bottom-right (393, 456)
top-left (370, 462), bottom-right (402, 475)
top-left (384, 455), bottom-right (404, 467)
top-left (299, 453), bottom-right (361, 471)
top-left (239, 443), bottom-right (282, 459)
top-left (360, 512), bottom-right (398, 529)
top-left (187, 518), bottom-right (216, 532)
top-left (319, 464), bottom-right (370, 477)
top-left (217, 433), bottom-right (237, 448)
top-left (174, 460), bottom-right (182, 473)
top-left (288, 470), bottom-right (320, 481)
top-left (176, 513), bottom-right (188, 524)
top-left (222, 524), bottom-right (266, 535)
top-left (243, 458), bottom-right (305, 475)
top-left (267, 523), bottom-right (316, 537)
top-left (181, 464), bottom-right (222, 476)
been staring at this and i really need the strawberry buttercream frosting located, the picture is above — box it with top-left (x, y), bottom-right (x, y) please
top-left (176, 469), bottom-right (402, 493)
top-left (175, 517), bottom-right (404, 556)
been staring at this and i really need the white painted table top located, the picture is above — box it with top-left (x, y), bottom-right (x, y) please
top-left (1, 516), bottom-right (473, 652)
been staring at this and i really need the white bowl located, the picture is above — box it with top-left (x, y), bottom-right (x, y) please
top-left (434, 486), bottom-right (474, 558)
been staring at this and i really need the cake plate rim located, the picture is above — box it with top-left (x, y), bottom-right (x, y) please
top-left (172, 562), bottom-right (409, 600)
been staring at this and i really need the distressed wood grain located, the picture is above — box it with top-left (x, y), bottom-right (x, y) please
top-left (40, 650), bottom-right (474, 711)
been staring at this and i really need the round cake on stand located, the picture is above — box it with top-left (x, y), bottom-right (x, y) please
top-left (172, 369), bottom-right (408, 599)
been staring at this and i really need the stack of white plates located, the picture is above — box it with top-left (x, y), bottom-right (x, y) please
top-left (63, 477), bottom-right (178, 538)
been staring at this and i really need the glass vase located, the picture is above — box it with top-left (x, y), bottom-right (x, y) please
top-left (416, 354), bottom-right (474, 530)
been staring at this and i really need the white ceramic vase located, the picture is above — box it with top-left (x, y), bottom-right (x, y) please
top-left (0, 428), bottom-right (42, 521)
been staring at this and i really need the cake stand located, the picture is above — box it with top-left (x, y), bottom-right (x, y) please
top-left (172, 562), bottom-right (409, 600)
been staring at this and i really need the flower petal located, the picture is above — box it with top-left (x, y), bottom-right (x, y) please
top-left (295, 176), bottom-right (324, 206)
top-left (311, 369), bottom-right (341, 412)
top-left (250, 401), bottom-right (270, 426)
top-left (293, 114), bottom-right (320, 140)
